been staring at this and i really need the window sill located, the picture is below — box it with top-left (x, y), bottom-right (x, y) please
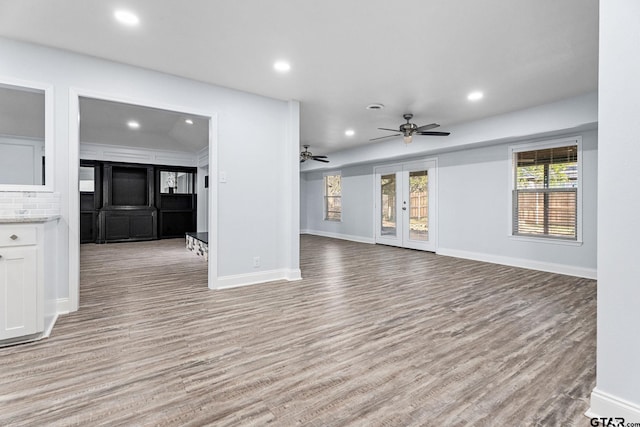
top-left (509, 235), bottom-right (583, 247)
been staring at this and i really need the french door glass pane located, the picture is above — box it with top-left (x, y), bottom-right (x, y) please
top-left (380, 174), bottom-right (396, 236)
top-left (409, 170), bottom-right (428, 241)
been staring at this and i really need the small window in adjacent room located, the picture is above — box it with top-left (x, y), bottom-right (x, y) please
top-left (511, 138), bottom-right (581, 241)
top-left (324, 172), bottom-right (341, 221)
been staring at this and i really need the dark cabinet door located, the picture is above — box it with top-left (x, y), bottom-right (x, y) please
top-left (99, 210), bottom-right (157, 243)
top-left (80, 211), bottom-right (97, 243)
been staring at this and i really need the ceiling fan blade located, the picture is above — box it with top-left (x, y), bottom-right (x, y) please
top-left (415, 123), bottom-right (440, 132)
top-left (300, 158), bottom-right (306, 163)
top-left (416, 131), bottom-right (450, 136)
top-left (369, 133), bottom-right (401, 141)
top-left (378, 127), bottom-right (400, 132)
top-left (311, 155), bottom-right (328, 159)
top-left (313, 158), bottom-right (330, 163)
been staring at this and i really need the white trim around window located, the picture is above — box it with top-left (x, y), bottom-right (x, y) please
top-left (323, 170), bottom-right (342, 222)
top-left (508, 136), bottom-right (583, 245)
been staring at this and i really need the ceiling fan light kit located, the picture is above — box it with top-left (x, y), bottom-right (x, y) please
top-left (371, 113), bottom-right (451, 143)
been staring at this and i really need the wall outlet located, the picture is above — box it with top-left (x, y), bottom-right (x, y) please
top-left (253, 256), bottom-right (260, 268)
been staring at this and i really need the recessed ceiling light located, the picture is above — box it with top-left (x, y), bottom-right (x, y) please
top-left (273, 61), bottom-right (291, 73)
top-left (345, 129), bottom-right (355, 137)
top-left (467, 91), bottom-right (484, 101)
top-left (185, 119), bottom-right (194, 125)
top-left (127, 120), bottom-right (140, 129)
top-left (366, 103), bottom-right (385, 110)
top-left (114, 9), bottom-right (140, 26)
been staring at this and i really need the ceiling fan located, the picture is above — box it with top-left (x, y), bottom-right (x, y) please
top-left (300, 145), bottom-right (329, 163)
top-left (371, 113), bottom-right (450, 143)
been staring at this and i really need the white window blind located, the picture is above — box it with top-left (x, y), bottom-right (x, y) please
top-left (513, 145), bottom-right (578, 239)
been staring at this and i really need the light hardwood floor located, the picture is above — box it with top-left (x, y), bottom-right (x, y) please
top-left (1, 236), bottom-right (596, 426)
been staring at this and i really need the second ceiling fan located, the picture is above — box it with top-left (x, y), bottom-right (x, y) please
top-left (371, 113), bottom-right (450, 143)
top-left (300, 145), bottom-right (329, 163)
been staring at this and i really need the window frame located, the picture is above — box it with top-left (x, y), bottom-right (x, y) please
top-left (508, 136), bottom-right (583, 245)
top-left (323, 171), bottom-right (342, 222)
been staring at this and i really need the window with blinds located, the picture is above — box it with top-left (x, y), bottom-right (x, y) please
top-left (324, 173), bottom-right (341, 221)
top-left (513, 144), bottom-right (578, 239)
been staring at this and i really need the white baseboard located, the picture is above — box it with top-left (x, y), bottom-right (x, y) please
top-left (436, 247), bottom-right (597, 279)
top-left (301, 229), bottom-right (375, 245)
top-left (214, 269), bottom-right (296, 290)
top-left (587, 388), bottom-right (640, 422)
top-left (285, 268), bottom-right (302, 281)
top-left (56, 298), bottom-right (70, 314)
top-left (43, 313), bottom-right (59, 338)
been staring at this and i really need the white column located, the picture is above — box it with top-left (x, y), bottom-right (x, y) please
top-left (589, 0), bottom-right (640, 421)
top-left (284, 100), bottom-right (301, 280)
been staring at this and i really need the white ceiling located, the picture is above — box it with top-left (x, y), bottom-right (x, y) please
top-left (79, 98), bottom-right (209, 152)
top-left (0, 0), bottom-right (599, 155)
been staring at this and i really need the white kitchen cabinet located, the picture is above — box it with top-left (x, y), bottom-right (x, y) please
top-left (0, 245), bottom-right (39, 339)
top-left (0, 219), bottom-right (58, 345)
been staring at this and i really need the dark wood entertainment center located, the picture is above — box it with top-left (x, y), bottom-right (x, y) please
top-left (80, 160), bottom-right (197, 243)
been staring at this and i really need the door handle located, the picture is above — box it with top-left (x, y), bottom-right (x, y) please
top-left (402, 207), bottom-right (407, 211)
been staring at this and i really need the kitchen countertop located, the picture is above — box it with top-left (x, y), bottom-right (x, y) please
top-left (0, 215), bottom-right (61, 223)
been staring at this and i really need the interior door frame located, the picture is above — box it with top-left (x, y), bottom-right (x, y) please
top-left (373, 158), bottom-right (438, 252)
top-left (68, 88), bottom-right (218, 312)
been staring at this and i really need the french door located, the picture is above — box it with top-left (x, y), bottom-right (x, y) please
top-left (374, 160), bottom-right (437, 251)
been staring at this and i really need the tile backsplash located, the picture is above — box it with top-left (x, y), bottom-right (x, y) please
top-left (0, 191), bottom-right (61, 218)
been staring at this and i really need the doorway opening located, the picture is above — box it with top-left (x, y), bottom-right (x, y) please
top-left (69, 92), bottom-right (216, 312)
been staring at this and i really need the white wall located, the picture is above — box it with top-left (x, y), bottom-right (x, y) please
top-left (302, 164), bottom-right (374, 243)
top-left (196, 147), bottom-right (209, 233)
top-left (197, 165), bottom-right (209, 232)
top-left (301, 97), bottom-right (598, 278)
top-left (0, 37), bottom-right (299, 307)
top-left (589, 0), bottom-right (640, 421)
top-left (300, 173), bottom-right (308, 231)
top-left (437, 130), bottom-right (597, 277)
